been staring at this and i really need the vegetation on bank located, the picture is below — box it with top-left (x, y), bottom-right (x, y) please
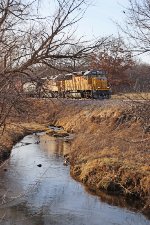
top-left (0, 99), bottom-right (149, 216)
top-left (55, 100), bottom-right (150, 215)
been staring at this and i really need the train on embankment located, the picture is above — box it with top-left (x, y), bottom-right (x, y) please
top-left (44, 69), bottom-right (111, 99)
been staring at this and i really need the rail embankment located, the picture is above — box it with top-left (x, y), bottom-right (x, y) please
top-left (0, 99), bottom-right (149, 215)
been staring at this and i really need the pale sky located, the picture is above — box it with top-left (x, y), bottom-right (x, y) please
top-left (40, 0), bottom-right (149, 63)
top-left (76, 0), bottom-right (129, 38)
top-left (40, 0), bottom-right (129, 38)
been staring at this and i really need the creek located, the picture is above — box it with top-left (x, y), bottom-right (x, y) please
top-left (0, 132), bottom-right (149, 225)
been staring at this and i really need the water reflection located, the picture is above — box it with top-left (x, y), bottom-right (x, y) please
top-left (0, 134), bottom-right (149, 225)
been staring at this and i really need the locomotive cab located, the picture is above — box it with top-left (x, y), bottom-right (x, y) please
top-left (83, 69), bottom-right (111, 99)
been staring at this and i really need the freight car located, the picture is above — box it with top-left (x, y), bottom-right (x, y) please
top-left (45, 69), bottom-right (111, 99)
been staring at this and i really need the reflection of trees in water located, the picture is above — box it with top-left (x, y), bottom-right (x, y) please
top-left (40, 135), bottom-right (71, 161)
top-left (56, 139), bottom-right (71, 157)
top-left (55, 139), bottom-right (64, 157)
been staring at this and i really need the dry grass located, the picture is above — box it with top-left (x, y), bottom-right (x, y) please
top-left (112, 92), bottom-right (150, 100)
top-left (55, 101), bottom-right (150, 214)
top-left (0, 98), bottom-right (149, 215)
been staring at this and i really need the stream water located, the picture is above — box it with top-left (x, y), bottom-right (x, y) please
top-left (0, 132), bottom-right (149, 225)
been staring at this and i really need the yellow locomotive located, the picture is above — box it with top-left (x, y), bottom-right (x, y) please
top-left (45, 69), bottom-right (111, 99)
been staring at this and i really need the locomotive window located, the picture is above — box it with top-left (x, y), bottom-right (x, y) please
top-left (91, 71), bottom-right (97, 75)
top-left (97, 70), bottom-right (106, 75)
top-left (84, 70), bottom-right (107, 77)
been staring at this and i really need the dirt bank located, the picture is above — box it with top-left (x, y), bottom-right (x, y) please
top-left (0, 99), bottom-right (149, 215)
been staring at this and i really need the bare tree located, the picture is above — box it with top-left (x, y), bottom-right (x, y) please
top-left (118, 0), bottom-right (150, 96)
top-left (121, 0), bottom-right (150, 54)
top-left (0, 0), bottom-right (107, 127)
top-left (127, 62), bottom-right (150, 92)
top-left (84, 37), bottom-right (134, 93)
